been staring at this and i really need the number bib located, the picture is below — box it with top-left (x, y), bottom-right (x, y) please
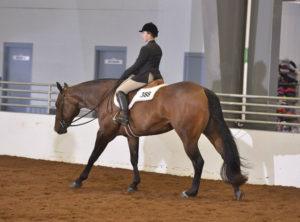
top-left (114, 84), bottom-right (168, 109)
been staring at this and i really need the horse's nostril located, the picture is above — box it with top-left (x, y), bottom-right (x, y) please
top-left (55, 127), bottom-right (67, 134)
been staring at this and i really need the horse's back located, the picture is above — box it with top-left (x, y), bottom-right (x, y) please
top-left (159, 81), bottom-right (207, 101)
top-left (156, 81), bottom-right (209, 118)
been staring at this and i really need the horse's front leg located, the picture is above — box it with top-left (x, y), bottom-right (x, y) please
top-left (127, 137), bottom-right (140, 192)
top-left (71, 129), bottom-right (115, 188)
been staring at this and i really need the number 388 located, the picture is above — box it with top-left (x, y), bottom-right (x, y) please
top-left (141, 91), bottom-right (151, 97)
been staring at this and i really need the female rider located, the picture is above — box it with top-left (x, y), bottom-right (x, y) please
top-left (115, 22), bottom-right (163, 125)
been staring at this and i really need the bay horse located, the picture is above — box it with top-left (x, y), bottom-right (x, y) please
top-left (54, 79), bottom-right (247, 200)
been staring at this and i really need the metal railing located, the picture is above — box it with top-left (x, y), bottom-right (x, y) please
top-left (0, 81), bottom-right (299, 131)
top-left (0, 81), bottom-right (57, 114)
top-left (217, 92), bottom-right (300, 128)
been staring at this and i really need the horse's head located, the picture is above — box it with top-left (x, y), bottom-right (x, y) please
top-left (54, 82), bottom-right (80, 134)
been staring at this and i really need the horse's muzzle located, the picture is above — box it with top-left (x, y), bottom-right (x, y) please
top-left (54, 126), bottom-right (67, 135)
top-left (57, 129), bottom-right (67, 134)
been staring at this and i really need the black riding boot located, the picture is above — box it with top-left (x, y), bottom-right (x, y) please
top-left (115, 91), bottom-right (129, 125)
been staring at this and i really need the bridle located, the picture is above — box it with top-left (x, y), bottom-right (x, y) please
top-left (58, 93), bottom-right (98, 130)
top-left (58, 80), bottom-right (122, 130)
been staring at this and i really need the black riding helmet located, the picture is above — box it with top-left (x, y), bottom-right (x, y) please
top-left (139, 22), bottom-right (159, 37)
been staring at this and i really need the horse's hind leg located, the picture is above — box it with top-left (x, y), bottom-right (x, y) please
top-left (127, 137), bottom-right (140, 192)
top-left (171, 112), bottom-right (207, 198)
top-left (71, 129), bottom-right (115, 188)
top-left (180, 142), bottom-right (204, 198)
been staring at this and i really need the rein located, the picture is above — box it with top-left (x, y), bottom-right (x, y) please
top-left (59, 80), bottom-right (122, 129)
top-left (59, 93), bottom-right (98, 128)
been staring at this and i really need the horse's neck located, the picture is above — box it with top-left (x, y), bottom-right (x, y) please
top-left (70, 80), bottom-right (116, 110)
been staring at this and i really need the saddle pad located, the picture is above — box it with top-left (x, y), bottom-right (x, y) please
top-left (114, 84), bottom-right (168, 109)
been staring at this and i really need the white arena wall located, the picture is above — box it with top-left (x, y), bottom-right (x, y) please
top-left (0, 111), bottom-right (300, 188)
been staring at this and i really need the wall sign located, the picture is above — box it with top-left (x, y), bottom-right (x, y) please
top-left (13, 55), bottom-right (30, 61)
top-left (104, 58), bottom-right (123, 65)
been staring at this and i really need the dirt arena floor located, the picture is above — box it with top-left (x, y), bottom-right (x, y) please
top-left (0, 156), bottom-right (299, 222)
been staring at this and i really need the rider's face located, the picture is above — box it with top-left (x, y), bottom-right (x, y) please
top-left (141, 31), bottom-right (152, 42)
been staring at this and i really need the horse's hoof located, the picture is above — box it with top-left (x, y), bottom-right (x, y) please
top-left (127, 186), bottom-right (138, 192)
top-left (235, 190), bottom-right (244, 200)
top-left (180, 191), bottom-right (189, 199)
top-left (70, 181), bottom-right (82, 188)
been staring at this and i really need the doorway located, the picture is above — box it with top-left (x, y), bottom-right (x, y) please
top-left (183, 52), bottom-right (206, 86)
top-left (2, 42), bottom-right (33, 113)
top-left (94, 46), bottom-right (127, 79)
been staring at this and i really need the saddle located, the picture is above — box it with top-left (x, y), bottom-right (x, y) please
top-left (114, 79), bottom-right (167, 110)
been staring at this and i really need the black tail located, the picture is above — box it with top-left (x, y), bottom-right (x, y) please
top-left (204, 88), bottom-right (248, 187)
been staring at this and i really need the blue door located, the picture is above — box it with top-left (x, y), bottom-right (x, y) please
top-left (2, 43), bottom-right (33, 112)
top-left (95, 46), bottom-right (126, 79)
top-left (183, 52), bottom-right (206, 86)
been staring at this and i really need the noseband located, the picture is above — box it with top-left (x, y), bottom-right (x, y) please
top-left (59, 93), bottom-right (68, 129)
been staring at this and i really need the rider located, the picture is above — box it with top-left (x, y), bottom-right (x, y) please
top-left (115, 22), bottom-right (163, 125)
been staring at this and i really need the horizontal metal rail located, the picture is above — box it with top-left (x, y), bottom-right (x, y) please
top-left (0, 103), bottom-right (49, 109)
top-left (0, 80), bottom-right (56, 87)
top-left (222, 110), bottom-right (300, 118)
top-left (217, 92), bottom-right (300, 101)
top-left (0, 88), bottom-right (49, 94)
top-left (225, 118), bottom-right (300, 126)
top-left (221, 101), bottom-right (300, 109)
top-left (0, 95), bottom-right (49, 102)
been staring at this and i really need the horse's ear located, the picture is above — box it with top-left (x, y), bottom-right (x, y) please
top-left (56, 82), bottom-right (63, 93)
top-left (64, 83), bottom-right (69, 88)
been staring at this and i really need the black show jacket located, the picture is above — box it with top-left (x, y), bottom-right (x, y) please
top-left (121, 40), bottom-right (163, 83)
